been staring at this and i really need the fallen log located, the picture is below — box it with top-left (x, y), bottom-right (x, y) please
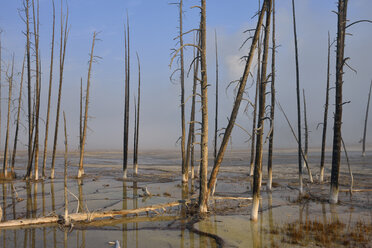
top-left (0, 200), bottom-right (188, 229)
top-left (339, 189), bottom-right (372, 193)
top-left (212, 196), bottom-right (253, 200)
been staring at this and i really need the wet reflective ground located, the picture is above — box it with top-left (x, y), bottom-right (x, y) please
top-left (0, 149), bottom-right (371, 247)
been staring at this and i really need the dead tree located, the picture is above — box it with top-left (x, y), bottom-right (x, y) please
top-left (330, 0), bottom-right (348, 204)
top-left (32, 0), bottom-right (41, 180)
top-left (63, 111), bottom-right (69, 225)
top-left (251, 0), bottom-right (272, 222)
top-left (24, 0), bottom-right (33, 170)
top-left (3, 55), bottom-right (14, 178)
top-left (320, 33), bottom-right (332, 182)
top-left (0, 32), bottom-right (2, 152)
top-left (42, 0), bottom-right (55, 178)
top-left (78, 32), bottom-right (97, 178)
top-left (80, 77), bottom-right (83, 150)
top-left (341, 137), bottom-right (353, 193)
top-left (210, 30), bottom-right (219, 195)
top-left (123, 16), bottom-right (130, 179)
top-left (177, 0), bottom-right (187, 184)
top-left (291, 0), bottom-right (303, 194)
top-left (214, 30), bottom-right (219, 166)
top-left (362, 80), bottom-right (372, 157)
top-left (207, 0), bottom-right (266, 202)
top-left (267, 0), bottom-right (276, 191)
top-left (303, 89), bottom-right (308, 170)
top-left (277, 101), bottom-right (312, 179)
top-left (198, 0), bottom-right (209, 213)
top-left (51, 2), bottom-right (68, 179)
top-left (11, 52), bottom-right (26, 173)
top-left (249, 4), bottom-right (262, 177)
top-left (133, 53), bottom-right (141, 175)
top-left (185, 33), bottom-right (200, 180)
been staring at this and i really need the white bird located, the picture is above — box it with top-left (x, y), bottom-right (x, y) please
top-left (142, 187), bottom-right (151, 197)
top-left (108, 240), bottom-right (121, 248)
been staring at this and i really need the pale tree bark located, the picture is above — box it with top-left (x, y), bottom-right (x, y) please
top-left (3, 55), bottom-right (14, 178)
top-left (330, 0), bottom-right (348, 204)
top-left (32, 0), bottom-right (41, 180)
top-left (303, 89), bottom-right (308, 171)
top-left (251, 0), bottom-right (272, 222)
top-left (214, 29), bottom-right (219, 166)
top-left (178, 0), bottom-right (187, 184)
top-left (207, 0), bottom-right (267, 199)
top-left (133, 53), bottom-right (140, 175)
top-left (210, 30), bottom-right (219, 195)
top-left (11, 52), bottom-right (26, 173)
top-left (42, 0), bottom-right (55, 178)
top-left (80, 77), bottom-right (83, 150)
top-left (63, 111), bottom-right (69, 225)
top-left (249, 4), bottom-right (262, 177)
top-left (78, 32), bottom-right (97, 178)
top-left (123, 16), bottom-right (130, 179)
top-left (362, 80), bottom-right (372, 157)
top-left (51, 2), bottom-right (68, 179)
top-left (185, 34), bottom-right (199, 180)
top-left (198, 0), bottom-right (209, 214)
top-left (267, 0), bottom-right (276, 191)
top-left (291, 0), bottom-right (303, 194)
top-left (0, 32), bottom-right (2, 152)
top-left (133, 96), bottom-right (137, 174)
top-left (320, 32), bottom-right (331, 182)
top-left (24, 0), bottom-right (33, 171)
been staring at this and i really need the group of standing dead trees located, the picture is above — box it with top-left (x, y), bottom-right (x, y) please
top-left (0, 0), bottom-right (101, 180)
top-left (122, 13), bottom-right (142, 179)
top-left (169, 0), bottom-right (276, 217)
top-left (171, 0), bottom-right (371, 219)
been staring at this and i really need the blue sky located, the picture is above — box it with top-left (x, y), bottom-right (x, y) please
top-left (0, 0), bottom-right (371, 152)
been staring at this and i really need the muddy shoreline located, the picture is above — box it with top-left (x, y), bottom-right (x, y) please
top-left (0, 149), bottom-right (371, 247)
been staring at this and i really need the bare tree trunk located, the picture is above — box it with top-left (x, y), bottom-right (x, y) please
top-left (32, 0), bottom-right (41, 180)
top-left (3, 55), bottom-right (14, 178)
top-left (185, 33), bottom-right (200, 180)
top-left (330, 0), bottom-right (348, 204)
top-left (207, 0), bottom-right (266, 197)
top-left (133, 53), bottom-right (141, 175)
top-left (178, 0), bottom-right (187, 184)
top-left (133, 95), bottom-right (137, 174)
top-left (210, 30), bottom-right (219, 195)
top-left (25, 0), bottom-right (33, 172)
top-left (251, 0), bottom-right (272, 222)
top-left (214, 30), bottom-right (219, 166)
top-left (63, 111), bottom-right (69, 225)
top-left (0, 33), bottom-right (2, 153)
top-left (303, 89), bottom-right (308, 170)
top-left (78, 32), bottom-right (97, 178)
top-left (79, 78), bottom-right (83, 150)
top-left (362, 80), bottom-right (372, 157)
top-left (11, 52), bottom-right (26, 173)
top-left (123, 16), bottom-right (130, 179)
top-left (249, 6), bottom-right (262, 177)
top-left (267, 0), bottom-right (276, 191)
top-left (341, 137), bottom-right (353, 193)
top-left (51, 2), bottom-right (68, 179)
top-left (198, 0), bottom-right (209, 213)
top-left (320, 32), bottom-right (331, 182)
top-left (291, 0), bottom-right (303, 194)
top-left (42, 0), bottom-right (55, 178)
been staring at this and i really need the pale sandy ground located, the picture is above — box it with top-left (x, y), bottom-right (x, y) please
top-left (0, 148), bottom-right (371, 247)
